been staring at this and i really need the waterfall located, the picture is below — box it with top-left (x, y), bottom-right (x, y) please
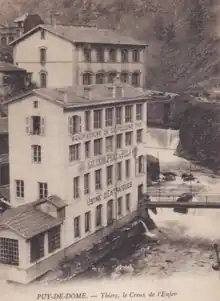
top-left (146, 127), bottom-right (180, 150)
top-left (139, 220), bottom-right (157, 238)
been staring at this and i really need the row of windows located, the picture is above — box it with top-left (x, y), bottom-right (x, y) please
top-left (73, 158), bottom-right (145, 198)
top-left (39, 41), bottom-right (141, 64)
top-left (27, 128), bottom-right (143, 164)
top-left (16, 180), bottom-right (47, 199)
top-left (26, 104), bottom-right (144, 137)
top-left (69, 104), bottom-right (144, 135)
top-left (74, 194), bottom-right (131, 237)
top-left (82, 71), bottom-right (140, 86)
top-left (83, 47), bottom-right (141, 63)
top-left (69, 129), bottom-right (143, 162)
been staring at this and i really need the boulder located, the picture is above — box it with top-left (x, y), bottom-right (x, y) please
top-left (147, 154), bottom-right (160, 182)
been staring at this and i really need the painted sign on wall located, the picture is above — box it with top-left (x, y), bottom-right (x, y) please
top-left (87, 181), bottom-right (132, 206)
top-left (87, 148), bottom-right (132, 169)
top-left (72, 121), bottom-right (143, 142)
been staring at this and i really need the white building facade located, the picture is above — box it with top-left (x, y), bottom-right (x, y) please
top-left (0, 84), bottom-right (148, 283)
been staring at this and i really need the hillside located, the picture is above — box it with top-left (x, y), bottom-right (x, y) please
top-left (0, 0), bottom-right (220, 93)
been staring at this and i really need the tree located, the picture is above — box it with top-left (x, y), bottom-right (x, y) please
top-left (153, 15), bottom-right (165, 41)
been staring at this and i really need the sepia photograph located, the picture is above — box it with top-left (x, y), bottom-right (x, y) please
top-left (0, 1), bottom-right (219, 300)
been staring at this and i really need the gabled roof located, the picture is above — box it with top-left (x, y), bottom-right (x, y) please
top-left (6, 83), bottom-right (149, 109)
top-left (0, 203), bottom-right (62, 239)
top-left (10, 24), bottom-right (147, 47)
top-left (33, 195), bottom-right (67, 209)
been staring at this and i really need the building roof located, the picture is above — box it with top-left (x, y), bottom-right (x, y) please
top-left (10, 24), bottom-right (147, 46)
top-left (33, 195), bottom-right (67, 209)
top-left (7, 83), bottom-right (149, 109)
top-left (0, 61), bottom-right (26, 72)
top-left (0, 203), bottom-right (62, 239)
top-left (0, 117), bottom-right (8, 133)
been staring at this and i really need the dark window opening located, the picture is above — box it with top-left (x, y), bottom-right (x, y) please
top-left (83, 47), bottom-right (91, 62)
top-left (132, 72), bottom-right (140, 87)
top-left (109, 48), bottom-right (117, 62)
top-left (40, 48), bottom-right (46, 64)
top-left (30, 233), bottom-right (44, 262)
top-left (121, 49), bottom-right (128, 62)
top-left (0, 238), bottom-right (19, 266)
top-left (38, 182), bottom-right (48, 199)
top-left (96, 204), bottom-right (102, 227)
top-left (96, 73), bottom-right (105, 84)
top-left (138, 184), bottom-right (143, 201)
top-left (48, 226), bottom-right (61, 253)
top-left (85, 211), bottom-right (91, 232)
top-left (96, 47), bottom-right (104, 62)
top-left (83, 73), bottom-right (92, 85)
top-left (74, 216), bottom-right (81, 238)
top-left (41, 30), bottom-right (45, 40)
top-left (31, 116), bottom-right (41, 135)
top-left (40, 72), bottom-right (47, 88)
top-left (132, 49), bottom-right (140, 62)
top-left (120, 72), bottom-right (129, 83)
top-left (33, 100), bottom-right (38, 108)
top-left (107, 199), bottom-right (114, 225)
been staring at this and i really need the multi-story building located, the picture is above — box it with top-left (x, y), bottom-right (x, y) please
top-left (10, 24), bottom-right (147, 89)
top-left (0, 82), bottom-right (148, 283)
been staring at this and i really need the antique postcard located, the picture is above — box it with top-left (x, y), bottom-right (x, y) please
top-left (0, 1), bottom-right (219, 300)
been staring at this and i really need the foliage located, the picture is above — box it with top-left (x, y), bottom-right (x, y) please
top-left (178, 103), bottom-right (220, 171)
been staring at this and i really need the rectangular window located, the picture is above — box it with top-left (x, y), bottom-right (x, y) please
top-left (85, 211), bottom-right (91, 233)
top-left (96, 204), bottom-right (102, 227)
top-left (84, 173), bottom-right (90, 194)
top-left (69, 144), bottom-right (80, 161)
top-left (73, 176), bottom-right (80, 199)
top-left (117, 197), bottom-right (123, 216)
top-left (48, 226), bottom-right (61, 253)
top-left (126, 193), bottom-right (131, 212)
top-left (125, 131), bottom-right (133, 146)
top-left (116, 134), bottom-right (123, 149)
top-left (95, 169), bottom-right (102, 190)
top-left (93, 110), bottom-right (102, 129)
top-left (41, 30), bottom-right (45, 40)
top-left (85, 111), bottom-right (91, 131)
top-left (32, 145), bottom-right (41, 163)
top-left (40, 48), bottom-right (46, 64)
top-left (121, 49), bottom-right (128, 63)
top-left (96, 47), bottom-right (105, 62)
top-left (105, 136), bottom-right (113, 153)
top-left (105, 108), bottom-right (113, 127)
top-left (117, 162), bottom-right (122, 181)
top-left (40, 72), bottom-right (47, 88)
top-left (94, 138), bottom-right (102, 156)
top-left (125, 159), bottom-right (130, 179)
top-left (137, 129), bottom-right (143, 143)
top-left (138, 155), bottom-right (145, 173)
top-left (83, 47), bottom-right (91, 62)
top-left (27, 116), bottom-right (45, 135)
top-left (106, 165), bottom-right (113, 186)
top-left (69, 115), bottom-right (81, 135)
top-left (125, 105), bottom-right (133, 123)
top-left (136, 104), bottom-right (143, 120)
top-left (116, 107), bottom-right (122, 125)
top-left (15, 180), bottom-right (24, 198)
top-left (39, 182), bottom-right (48, 199)
top-left (74, 216), bottom-right (81, 238)
top-left (30, 233), bottom-right (44, 262)
top-left (0, 238), bottom-right (19, 266)
top-left (132, 49), bottom-right (140, 62)
top-left (138, 184), bottom-right (143, 201)
top-left (85, 141), bottom-right (91, 158)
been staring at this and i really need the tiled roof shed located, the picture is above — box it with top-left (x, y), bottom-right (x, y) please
top-left (0, 204), bottom-right (62, 239)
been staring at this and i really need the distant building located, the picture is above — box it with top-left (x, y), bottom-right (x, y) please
top-left (1, 83), bottom-right (148, 283)
top-left (0, 61), bottom-right (29, 101)
top-left (0, 13), bottom-right (43, 46)
top-left (10, 24), bottom-right (147, 89)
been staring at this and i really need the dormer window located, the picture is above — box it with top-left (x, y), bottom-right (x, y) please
top-left (41, 30), bottom-right (45, 40)
top-left (68, 115), bottom-right (81, 135)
